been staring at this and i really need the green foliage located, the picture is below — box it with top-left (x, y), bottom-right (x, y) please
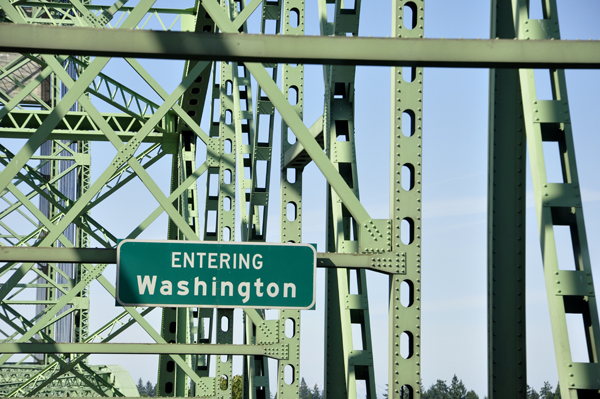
top-left (537, 381), bottom-right (561, 399)
top-left (465, 391), bottom-right (479, 399)
top-left (422, 379), bottom-right (449, 399)
top-left (299, 378), bottom-right (312, 399)
top-left (232, 375), bottom-right (243, 399)
top-left (298, 379), bottom-right (324, 399)
top-left (217, 375), bottom-right (242, 399)
top-left (311, 383), bottom-right (322, 399)
top-left (136, 378), bottom-right (156, 397)
top-left (420, 376), bottom-right (475, 399)
top-left (220, 375), bottom-right (228, 391)
top-left (136, 378), bottom-right (144, 396)
top-left (448, 375), bottom-right (467, 399)
top-left (144, 380), bottom-right (155, 397)
top-left (528, 385), bottom-right (541, 399)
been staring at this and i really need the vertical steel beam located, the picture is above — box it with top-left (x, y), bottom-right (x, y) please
top-left (487, 1), bottom-right (527, 398)
top-left (390, 1), bottom-right (423, 398)
top-left (157, 4), bottom-right (214, 395)
top-left (278, 1), bottom-right (304, 398)
top-left (201, 4), bottom-right (239, 398)
top-left (511, 0), bottom-right (600, 397)
top-left (158, 112), bottom-right (193, 397)
top-left (322, 1), bottom-right (377, 398)
top-left (233, 1), bottom-right (277, 397)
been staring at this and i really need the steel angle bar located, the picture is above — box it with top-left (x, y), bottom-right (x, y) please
top-left (126, 161), bottom-right (209, 240)
top-left (0, 0), bottom-right (158, 194)
top-left (0, 263), bottom-right (67, 298)
top-left (0, 53), bottom-right (32, 80)
top-left (0, 247), bottom-right (115, 264)
top-left (124, 58), bottom-right (211, 144)
top-left (1, 23), bottom-right (600, 68)
top-left (85, 144), bottom-right (166, 211)
top-left (0, 343), bottom-right (289, 358)
top-left (283, 116), bottom-right (324, 169)
top-left (58, 57), bottom-right (165, 124)
top-left (0, 330), bottom-right (118, 398)
top-left (5, 184), bottom-right (74, 248)
top-left (1, 148), bottom-right (119, 249)
top-left (40, 3), bottom-right (191, 15)
top-left (7, 307), bottom-right (154, 397)
top-left (0, 163), bottom-right (115, 251)
top-left (202, 0), bottom-right (370, 227)
top-left (230, 0), bottom-right (262, 31)
top-left (0, 262), bottom-right (107, 366)
top-left (41, 55), bottom-right (204, 242)
top-left (92, 274), bottom-right (205, 386)
top-left (0, 55), bottom-right (49, 108)
top-left (4, 266), bottom-right (72, 300)
top-left (0, 61), bottom-right (56, 119)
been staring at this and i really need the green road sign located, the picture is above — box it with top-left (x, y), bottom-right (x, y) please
top-left (116, 240), bottom-right (316, 309)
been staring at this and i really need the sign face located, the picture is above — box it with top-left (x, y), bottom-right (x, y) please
top-left (116, 240), bottom-right (316, 309)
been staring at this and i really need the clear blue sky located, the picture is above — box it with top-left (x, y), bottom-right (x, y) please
top-left (81, 1), bottom-right (600, 397)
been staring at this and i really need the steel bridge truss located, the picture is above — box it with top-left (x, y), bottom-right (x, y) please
top-left (0, 0), bottom-right (599, 398)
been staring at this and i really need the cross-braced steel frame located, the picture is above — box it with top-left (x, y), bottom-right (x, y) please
top-left (0, 0), bottom-right (599, 398)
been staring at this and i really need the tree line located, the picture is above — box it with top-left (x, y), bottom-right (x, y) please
top-left (136, 378), bottom-right (156, 397)
top-left (393, 376), bottom-right (562, 399)
top-left (136, 376), bottom-right (562, 398)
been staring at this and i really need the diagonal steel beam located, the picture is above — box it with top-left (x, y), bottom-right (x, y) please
top-left (7, 307), bottom-right (154, 397)
top-left (93, 273), bottom-right (205, 385)
top-left (202, 0), bottom-right (371, 225)
top-left (0, 0), bottom-right (159, 301)
top-left (0, 262), bottom-right (107, 366)
top-left (0, 0), bottom-right (158, 194)
top-left (124, 58), bottom-right (211, 144)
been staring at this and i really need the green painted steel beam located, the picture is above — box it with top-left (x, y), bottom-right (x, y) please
top-left (0, 111), bottom-right (173, 143)
top-left (0, 343), bottom-right (289, 358)
top-left (0, 247), bottom-right (404, 273)
top-left (487, 1), bottom-right (527, 397)
top-left (11, 2), bottom-right (193, 14)
top-left (0, 129), bottom-right (173, 143)
top-left (1, 24), bottom-right (600, 68)
top-left (0, 247), bottom-right (116, 263)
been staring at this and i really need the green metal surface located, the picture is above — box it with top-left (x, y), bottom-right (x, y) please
top-left (0, 343), bottom-right (290, 357)
top-left (388, 2), bottom-right (423, 398)
top-left (0, 0), bottom-right (599, 398)
top-left (487, 1), bottom-right (527, 398)
top-left (2, 24), bottom-right (600, 68)
top-left (510, 0), bottom-right (600, 397)
top-left (320, 2), bottom-right (378, 399)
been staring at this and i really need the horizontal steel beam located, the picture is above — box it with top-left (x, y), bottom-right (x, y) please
top-left (0, 129), bottom-right (174, 143)
top-left (0, 247), bottom-right (404, 274)
top-left (0, 247), bottom-right (116, 264)
top-left (13, 2), bottom-right (194, 14)
top-left (0, 110), bottom-right (173, 142)
top-left (0, 343), bottom-right (288, 359)
top-left (0, 24), bottom-right (599, 68)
